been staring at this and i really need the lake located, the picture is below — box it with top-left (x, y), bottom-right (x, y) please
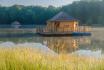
top-left (0, 27), bottom-right (104, 58)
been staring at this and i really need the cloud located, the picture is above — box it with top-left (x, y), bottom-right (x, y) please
top-left (0, 0), bottom-right (77, 7)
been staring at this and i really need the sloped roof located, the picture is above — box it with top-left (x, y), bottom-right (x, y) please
top-left (48, 12), bottom-right (77, 22)
top-left (11, 21), bottom-right (21, 25)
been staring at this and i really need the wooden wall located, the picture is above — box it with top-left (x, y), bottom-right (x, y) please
top-left (58, 21), bottom-right (78, 32)
top-left (46, 21), bottom-right (79, 32)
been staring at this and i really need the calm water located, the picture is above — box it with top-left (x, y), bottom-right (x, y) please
top-left (0, 28), bottom-right (104, 57)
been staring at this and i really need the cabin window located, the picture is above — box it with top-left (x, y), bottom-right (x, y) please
top-left (64, 25), bottom-right (69, 27)
top-left (54, 21), bottom-right (60, 29)
top-left (54, 21), bottom-right (60, 31)
top-left (55, 21), bottom-right (60, 27)
top-left (76, 23), bottom-right (78, 26)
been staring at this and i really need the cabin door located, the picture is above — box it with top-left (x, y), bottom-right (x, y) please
top-left (54, 21), bottom-right (60, 32)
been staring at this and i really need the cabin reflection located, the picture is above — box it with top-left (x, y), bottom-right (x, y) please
top-left (43, 37), bottom-right (91, 54)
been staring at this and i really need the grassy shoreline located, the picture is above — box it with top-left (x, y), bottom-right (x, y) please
top-left (0, 47), bottom-right (104, 70)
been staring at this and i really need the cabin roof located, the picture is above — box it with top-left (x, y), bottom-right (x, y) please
top-left (48, 12), bottom-right (78, 22)
top-left (11, 21), bottom-right (21, 25)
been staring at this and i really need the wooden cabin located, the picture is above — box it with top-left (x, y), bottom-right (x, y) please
top-left (11, 21), bottom-right (21, 28)
top-left (44, 12), bottom-right (79, 32)
top-left (37, 12), bottom-right (91, 36)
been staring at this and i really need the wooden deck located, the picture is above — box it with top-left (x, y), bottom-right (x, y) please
top-left (37, 32), bottom-right (91, 37)
top-left (36, 25), bottom-right (91, 36)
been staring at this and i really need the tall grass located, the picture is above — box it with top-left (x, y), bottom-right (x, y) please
top-left (0, 47), bottom-right (104, 70)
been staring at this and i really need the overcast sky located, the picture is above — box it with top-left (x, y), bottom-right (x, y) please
top-left (0, 0), bottom-right (79, 7)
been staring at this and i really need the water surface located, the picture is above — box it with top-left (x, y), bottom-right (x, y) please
top-left (0, 28), bottom-right (104, 58)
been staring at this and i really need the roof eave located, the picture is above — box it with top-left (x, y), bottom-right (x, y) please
top-left (47, 19), bottom-right (78, 22)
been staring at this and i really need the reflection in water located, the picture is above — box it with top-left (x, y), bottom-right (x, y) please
top-left (42, 37), bottom-right (91, 54)
top-left (0, 34), bottom-right (104, 57)
top-left (73, 50), bottom-right (102, 58)
top-left (0, 28), bottom-right (104, 58)
top-left (0, 36), bottom-right (92, 54)
top-left (41, 37), bottom-right (103, 58)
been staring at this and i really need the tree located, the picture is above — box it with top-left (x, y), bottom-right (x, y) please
top-left (0, 0), bottom-right (104, 27)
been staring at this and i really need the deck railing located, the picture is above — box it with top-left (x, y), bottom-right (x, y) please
top-left (77, 26), bottom-right (91, 32)
top-left (36, 25), bottom-right (91, 33)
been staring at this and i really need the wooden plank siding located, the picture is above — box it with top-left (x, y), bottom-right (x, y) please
top-left (36, 21), bottom-right (91, 33)
top-left (45, 21), bottom-right (79, 32)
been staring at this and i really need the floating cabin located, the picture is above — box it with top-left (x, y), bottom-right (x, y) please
top-left (37, 12), bottom-right (91, 36)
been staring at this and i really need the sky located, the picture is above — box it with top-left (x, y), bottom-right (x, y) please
top-left (0, 0), bottom-right (79, 7)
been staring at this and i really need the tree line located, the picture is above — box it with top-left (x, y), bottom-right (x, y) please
top-left (0, 0), bottom-right (104, 26)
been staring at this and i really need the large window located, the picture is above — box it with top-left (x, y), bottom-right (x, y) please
top-left (54, 21), bottom-right (60, 32)
top-left (64, 24), bottom-right (70, 28)
top-left (55, 21), bottom-right (60, 27)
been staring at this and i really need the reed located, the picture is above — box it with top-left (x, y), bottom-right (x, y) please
top-left (0, 47), bottom-right (103, 70)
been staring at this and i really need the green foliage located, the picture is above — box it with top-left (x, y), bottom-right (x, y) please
top-left (61, 0), bottom-right (104, 26)
top-left (0, 5), bottom-right (59, 25)
top-left (0, 0), bottom-right (104, 26)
